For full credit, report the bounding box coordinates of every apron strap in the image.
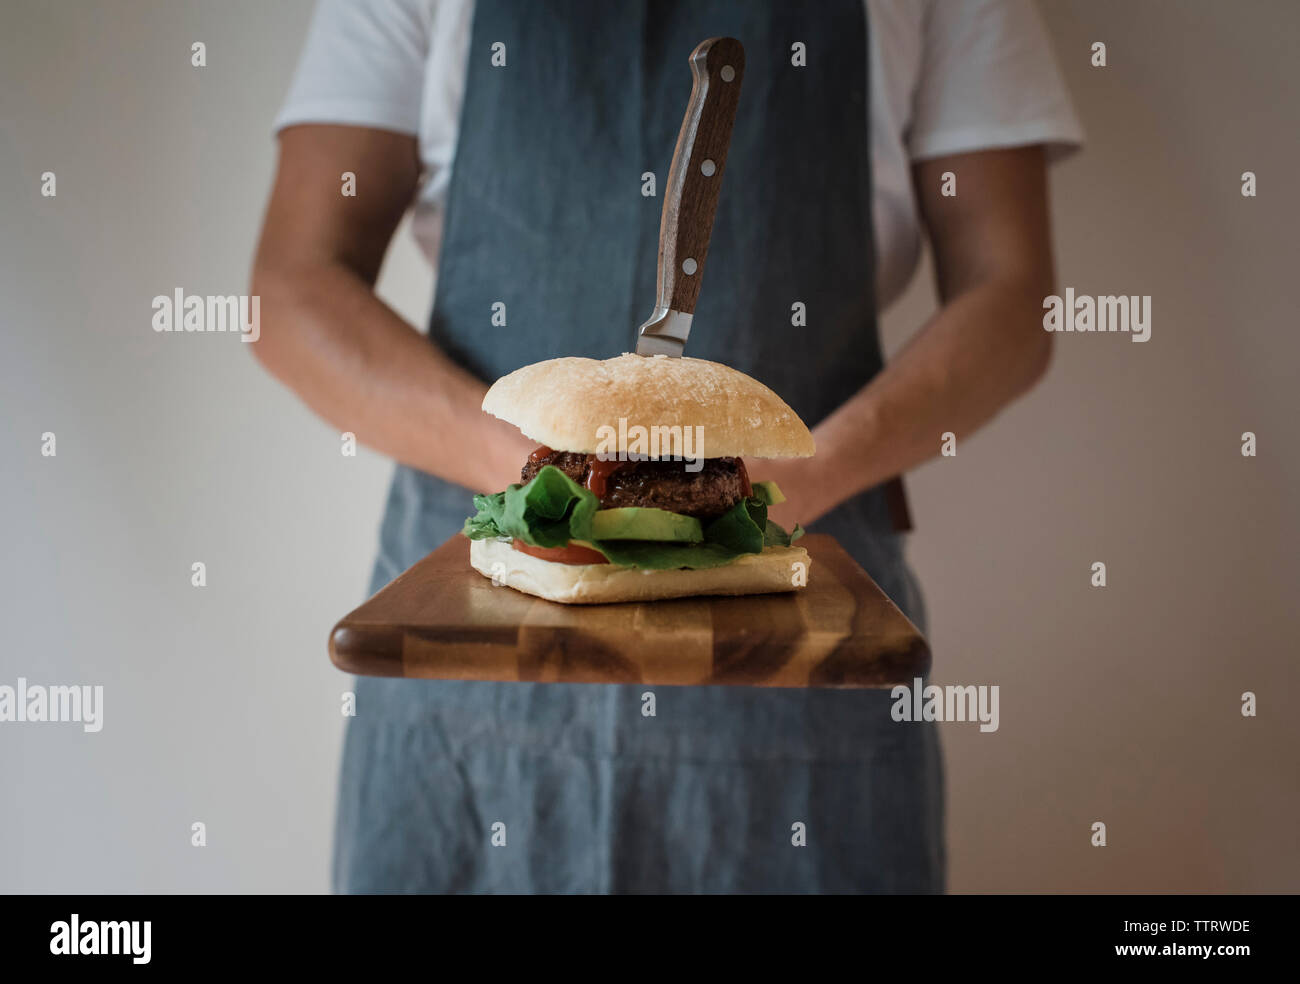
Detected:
[884,475,912,532]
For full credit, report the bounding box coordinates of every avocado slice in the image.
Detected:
[591,507,703,543]
[750,480,786,506]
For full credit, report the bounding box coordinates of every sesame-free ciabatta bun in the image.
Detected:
[471,538,811,605]
[481,353,815,459]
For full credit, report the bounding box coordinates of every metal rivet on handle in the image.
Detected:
[682,258,698,275]
[700,159,716,176]
[720,65,735,82]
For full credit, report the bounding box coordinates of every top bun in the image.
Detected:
[482,354,815,459]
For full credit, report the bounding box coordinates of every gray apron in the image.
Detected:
[334,0,944,893]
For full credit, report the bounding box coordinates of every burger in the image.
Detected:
[463,353,814,604]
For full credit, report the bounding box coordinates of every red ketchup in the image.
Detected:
[735,457,752,497]
[585,455,626,498]
[528,445,554,464]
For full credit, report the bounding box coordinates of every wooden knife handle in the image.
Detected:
[652,37,745,317]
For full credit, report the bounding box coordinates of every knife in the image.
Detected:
[636,37,745,358]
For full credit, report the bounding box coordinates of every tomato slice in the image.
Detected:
[512,540,610,565]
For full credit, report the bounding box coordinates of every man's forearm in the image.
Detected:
[251,261,533,493]
[796,278,1052,522]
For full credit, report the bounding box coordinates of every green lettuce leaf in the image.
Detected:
[462,466,597,548]
[763,519,804,547]
[588,540,744,570]
[462,496,505,540]
[503,464,598,546]
[703,496,768,555]
[462,466,804,570]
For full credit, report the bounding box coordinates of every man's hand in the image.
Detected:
[251,124,534,494]
[747,455,835,532]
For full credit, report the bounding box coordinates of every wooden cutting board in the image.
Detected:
[329,533,929,688]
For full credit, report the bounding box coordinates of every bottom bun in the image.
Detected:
[470,538,811,605]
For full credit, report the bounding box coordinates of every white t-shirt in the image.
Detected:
[275,0,1083,310]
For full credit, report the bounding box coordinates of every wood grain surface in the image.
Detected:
[329,534,929,688]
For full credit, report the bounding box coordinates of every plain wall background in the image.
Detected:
[1,0,1295,893]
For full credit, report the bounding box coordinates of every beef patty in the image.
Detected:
[521,449,748,519]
